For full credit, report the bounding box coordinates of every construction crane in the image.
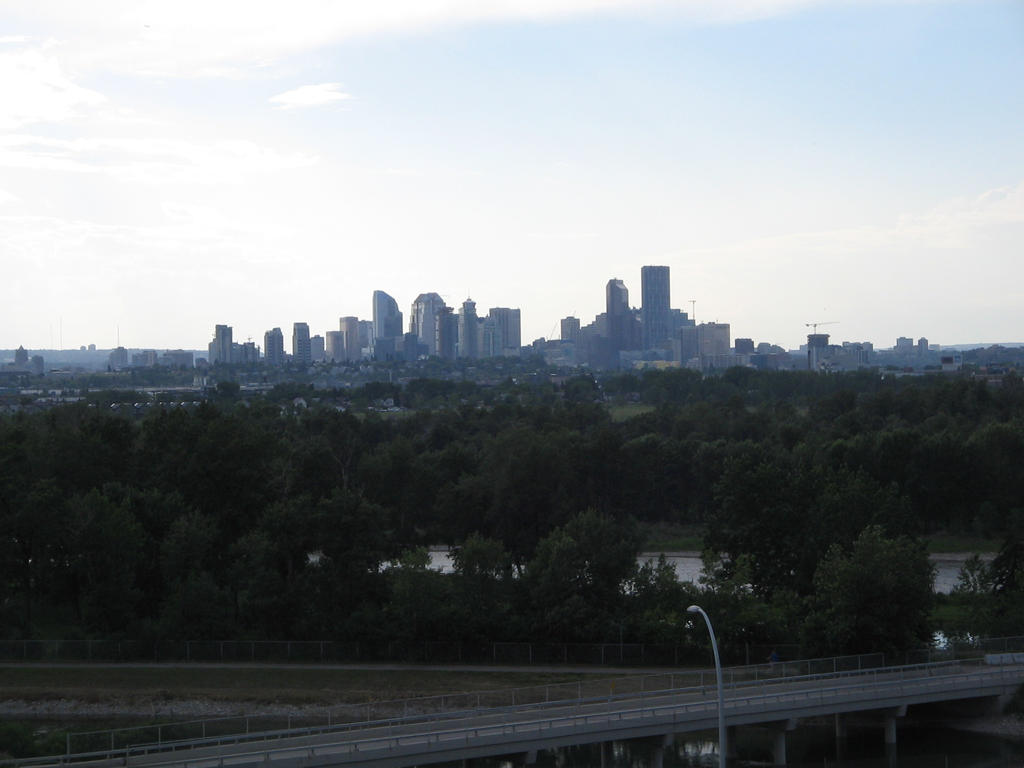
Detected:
[805,321,838,334]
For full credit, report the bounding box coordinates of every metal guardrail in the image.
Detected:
[24,658,1024,768]
[60,652,884,754]
[12,655,1020,768]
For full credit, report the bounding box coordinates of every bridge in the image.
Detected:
[17,654,1024,768]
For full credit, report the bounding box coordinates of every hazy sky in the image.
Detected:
[2,0,1022,352]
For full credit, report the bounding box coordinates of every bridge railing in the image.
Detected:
[58,651,896,756]
[18,657,1024,768]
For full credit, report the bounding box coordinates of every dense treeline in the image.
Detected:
[1,369,1021,657]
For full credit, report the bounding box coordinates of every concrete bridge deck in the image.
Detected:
[17,656,1024,768]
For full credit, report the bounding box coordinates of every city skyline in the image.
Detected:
[2,1,1023,351]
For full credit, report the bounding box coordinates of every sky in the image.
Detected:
[2,0,1023,352]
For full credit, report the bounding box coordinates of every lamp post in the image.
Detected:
[687,604,726,768]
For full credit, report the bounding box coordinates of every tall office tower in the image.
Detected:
[698,322,731,357]
[436,306,458,359]
[292,322,311,366]
[458,299,479,359]
[372,290,404,342]
[481,316,499,357]
[359,320,373,352]
[410,292,446,356]
[264,327,285,366]
[325,330,345,362]
[605,278,633,352]
[209,324,233,364]
[310,334,325,362]
[488,307,521,355]
[674,325,699,364]
[560,317,581,345]
[339,316,361,361]
[641,265,671,350]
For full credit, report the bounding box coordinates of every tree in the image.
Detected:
[802,526,934,657]
[524,510,640,642]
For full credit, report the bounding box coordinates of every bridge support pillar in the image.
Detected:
[835,713,847,761]
[522,749,538,765]
[771,719,798,766]
[884,705,907,764]
[645,734,673,768]
[726,726,738,760]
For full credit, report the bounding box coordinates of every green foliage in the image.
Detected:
[523,510,641,642]
[802,526,935,657]
[1,369,1020,648]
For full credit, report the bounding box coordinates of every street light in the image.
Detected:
[687,605,726,768]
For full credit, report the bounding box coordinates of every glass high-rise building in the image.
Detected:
[641,265,671,350]
[263,327,285,365]
[410,292,446,357]
[372,290,403,342]
[292,322,311,366]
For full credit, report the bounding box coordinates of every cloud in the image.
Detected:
[0,134,318,183]
[269,83,352,110]
[0,44,105,130]
[3,0,893,79]
[0,188,17,205]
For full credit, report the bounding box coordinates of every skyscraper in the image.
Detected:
[339,316,361,361]
[437,305,458,359]
[560,316,581,344]
[372,290,404,342]
[605,278,635,352]
[410,292,446,357]
[209,324,232,364]
[458,299,479,359]
[641,265,671,350]
[264,327,285,366]
[325,330,345,362]
[488,307,522,354]
[292,322,311,366]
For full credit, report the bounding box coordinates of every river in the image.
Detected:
[440,722,1024,766]
[427,549,989,594]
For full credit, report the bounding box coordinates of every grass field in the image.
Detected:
[0,665,596,707]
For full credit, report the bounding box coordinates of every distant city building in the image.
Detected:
[325,330,345,362]
[698,322,731,359]
[264,328,285,366]
[807,333,831,370]
[14,346,28,366]
[895,336,915,354]
[208,324,233,365]
[131,350,158,367]
[339,316,361,361]
[233,341,259,364]
[292,322,311,366]
[410,292,446,357]
[310,334,325,362]
[488,307,522,355]
[734,338,755,355]
[436,305,458,360]
[673,325,699,364]
[606,278,632,353]
[108,346,128,369]
[458,299,479,359]
[358,320,373,353]
[560,316,581,345]
[641,265,671,350]
[160,350,194,368]
[372,290,404,343]
[918,337,929,356]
